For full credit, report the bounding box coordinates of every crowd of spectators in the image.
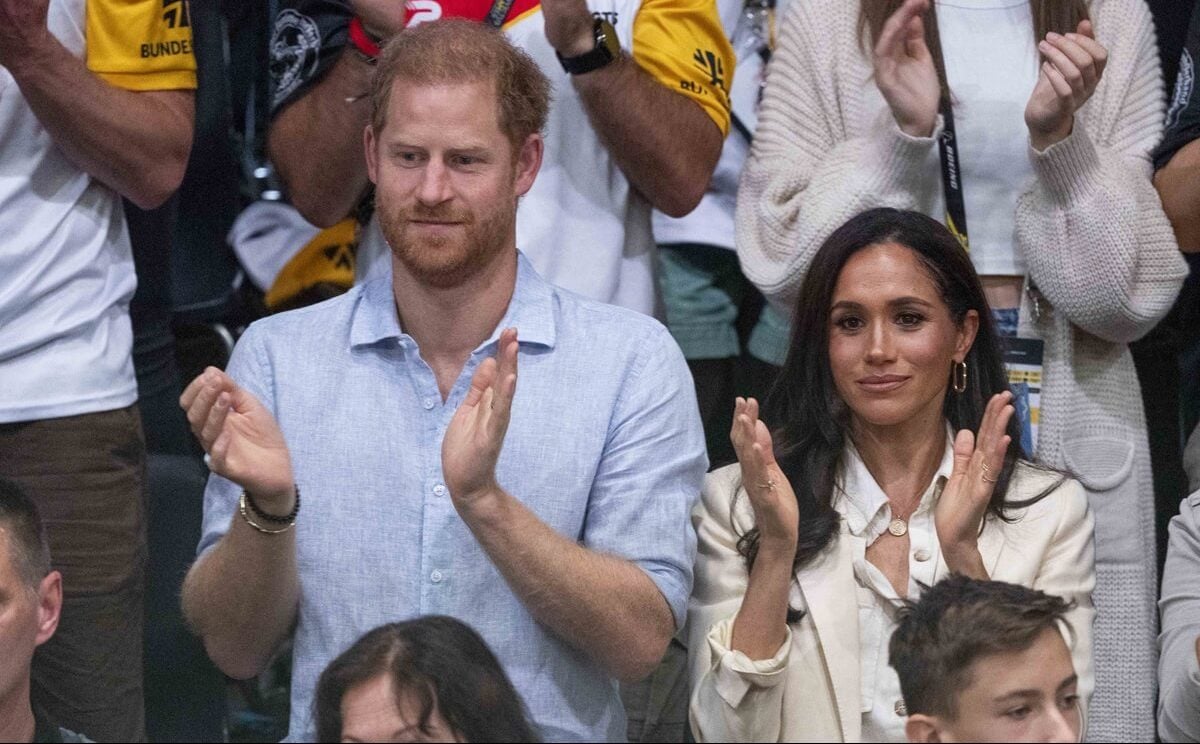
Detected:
[2,0,1200,742]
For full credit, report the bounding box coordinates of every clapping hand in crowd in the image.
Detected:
[935,391,1016,579]
[442,328,520,507]
[180,368,297,512]
[1026,20,1108,150]
[872,0,940,139]
[0,0,50,70]
[732,397,799,553]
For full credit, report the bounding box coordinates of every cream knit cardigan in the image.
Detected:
[735,0,1188,739]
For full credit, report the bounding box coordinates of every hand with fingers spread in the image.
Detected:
[732,397,799,552]
[872,0,941,139]
[935,391,1015,578]
[1025,20,1108,151]
[180,367,295,509]
[442,328,519,506]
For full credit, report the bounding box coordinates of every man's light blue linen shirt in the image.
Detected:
[197,253,707,742]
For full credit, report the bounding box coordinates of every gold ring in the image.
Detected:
[758,480,776,491]
[980,462,999,483]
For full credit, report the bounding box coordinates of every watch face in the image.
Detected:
[597,19,620,58]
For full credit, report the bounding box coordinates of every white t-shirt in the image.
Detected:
[936,0,1039,276]
[652,0,790,251]
[0,0,196,424]
[358,0,733,317]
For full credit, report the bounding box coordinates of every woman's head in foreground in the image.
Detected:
[315,615,539,743]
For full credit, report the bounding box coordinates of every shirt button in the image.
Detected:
[914,549,931,562]
[423,397,436,410]
[431,570,444,583]
[433,484,446,496]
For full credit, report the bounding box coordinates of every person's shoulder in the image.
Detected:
[240,282,369,347]
[700,463,748,519]
[550,284,674,351]
[1006,461,1088,523]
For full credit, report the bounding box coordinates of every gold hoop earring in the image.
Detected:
[953,361,968,393]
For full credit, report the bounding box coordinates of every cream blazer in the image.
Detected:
[687,462,1096,742]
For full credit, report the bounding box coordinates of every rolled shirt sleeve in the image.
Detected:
[581,324,708,630]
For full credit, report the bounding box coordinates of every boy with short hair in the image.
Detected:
[889,575,1083,743]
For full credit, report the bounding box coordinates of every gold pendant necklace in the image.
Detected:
[888,518,908,537]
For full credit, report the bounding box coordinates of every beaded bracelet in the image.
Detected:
[244,486,301,524]
[239,493,295,535]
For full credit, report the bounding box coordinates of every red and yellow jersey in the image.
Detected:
[84,0,197,90]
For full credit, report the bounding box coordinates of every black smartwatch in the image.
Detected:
[556,18,620,75]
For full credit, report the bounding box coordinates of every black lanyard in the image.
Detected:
[937,97,970,251]
[485,0,517,28]
[928,8,970,252]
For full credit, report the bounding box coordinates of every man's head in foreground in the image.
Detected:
[0,478,61,740]
[889,575,1080,743]
[364,19,551,290]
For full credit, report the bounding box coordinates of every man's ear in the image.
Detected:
[513,133,544,198]
[364,123,380,185]
[35,570,62,647]
[905,713,945,743]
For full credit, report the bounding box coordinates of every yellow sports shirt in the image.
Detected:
[86,0,197,90]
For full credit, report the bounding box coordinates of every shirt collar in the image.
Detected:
[348,251,557,351]
[835,425,955,535]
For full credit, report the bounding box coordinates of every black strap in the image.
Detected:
[485,0,517,28]
[937,96,970,251]
[926,7,970,252]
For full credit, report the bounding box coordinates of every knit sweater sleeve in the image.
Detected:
[1014,0,1188,344]
[734,1,939,310]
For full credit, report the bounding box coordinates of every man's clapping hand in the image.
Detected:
[180,367,296,510]
[442,329,519,507]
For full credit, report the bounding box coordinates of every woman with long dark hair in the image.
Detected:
[314,616,539,743]
[687,209,1095,742]
[735,0,1185,737]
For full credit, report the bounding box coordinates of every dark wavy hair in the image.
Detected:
[889,575,1076,718]
[314,616,539,743]
[736,209,1058,618]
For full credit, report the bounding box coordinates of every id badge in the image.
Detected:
[1002,337,1044,457]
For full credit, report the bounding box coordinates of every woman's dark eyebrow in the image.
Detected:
[830,296,935,311]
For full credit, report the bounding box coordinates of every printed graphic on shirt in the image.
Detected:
[271,9,323,108]
[632,0,732,135]
[86,0,197,90]
[1168,49,1194,130]
[403,0,542,28]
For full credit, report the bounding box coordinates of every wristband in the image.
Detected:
[244,486,301,524]
[239,492,297,535]
[348,17,382,62]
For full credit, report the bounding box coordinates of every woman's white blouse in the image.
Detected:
[836,440,954,741]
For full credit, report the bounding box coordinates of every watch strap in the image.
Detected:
[557,19,619,75]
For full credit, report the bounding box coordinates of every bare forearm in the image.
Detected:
[459,487,675,681]
[573,55,722,217]
[182,507,299,679]
[268,51,374,227]
[731,544,793,660]
[1155,140,1200,253]
[8,39,192,210]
